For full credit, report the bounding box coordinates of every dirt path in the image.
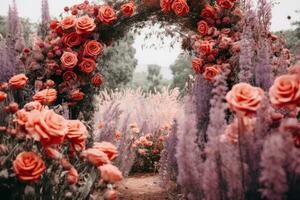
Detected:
[117,174,178,200]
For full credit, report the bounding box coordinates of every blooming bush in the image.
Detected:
[94,87,182,176]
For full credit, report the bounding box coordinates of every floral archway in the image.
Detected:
[0,0,258,199]
[19,0,243,121]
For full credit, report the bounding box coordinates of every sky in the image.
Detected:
[0,0,299,79]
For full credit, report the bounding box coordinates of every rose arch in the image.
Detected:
[19,0,243,123]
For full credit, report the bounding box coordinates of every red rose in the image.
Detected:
[197,20,209,36]
[84,40,104,57]
[199,41,213,55]
[13,152,46,182]
[160,0,172,13]
[121,2,135,17]
[9,74,28,89]
[204,65,221,81]
[69,89,85,101]
[171,0,189,16]
[91,73,103,87]
[200,4,217,19]
[217,0,234,9]
[192,58,204,74]
[79,58,96,74]
[63,71,78,83]
[0,91,7,102]
[60,16,76,30]
[75,15,96,34]
[63,32,82,47]
[60,51,78,69]
[66,167,79,185]
[97,5,117,24]
[50,19,61,30]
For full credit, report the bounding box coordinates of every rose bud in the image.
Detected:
[23,48,31,54]
[46,79,55,88]
[9,102,19,113]
[71,9,78,15]
[47,52,54,58]
[64,6,69,12]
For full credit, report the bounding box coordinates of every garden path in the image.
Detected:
[117,174,178,200]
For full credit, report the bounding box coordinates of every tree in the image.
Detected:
[97,34,138,89]
[170,54,193,91]
[147,64,164,93]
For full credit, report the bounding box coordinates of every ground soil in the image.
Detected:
[117,173,180,200]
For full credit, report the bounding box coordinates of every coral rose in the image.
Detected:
[14,109,28,126]
[204,65,221,81]
[93,142,118,160]
[75,15,96,34]
[219,36,232,49]
[91,73,103,87]
[197,20,209,36]
[13,152,46,182]
[199,41,213,55]
[66,120,88,151]
[160,0,172,12]
[269,74,300,108]
[63,71,78,83]
[24,101,43,111]
[171,0,189,16]
[9,74,28,89]
[201,4,217,19]
[46,79,55,88]
[60,16,76,29]
[226,83,264,115]
[33,89,57,105]
[60,51,78,69]
[121,2,135,17]
[97,5,117,24]
[84,40,104,57]
[81,148,110,166]
[0,91,7,102]
[79,58,96,74]
[63,32,82,47]
[25,109,68,145]
[220,117,256,144]
[217,0,234,9]
[66,167,79,185]
[69,89,85,101]
[98,164,123,183]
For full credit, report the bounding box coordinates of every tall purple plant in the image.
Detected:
[255,0,273,90]
[41,0,50,25]
[39,0,50,38]
[238,0,256,83]
[176,96,203,199]
[202,67,230,200]
[1,1,24,81]
[193,75,212,148]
